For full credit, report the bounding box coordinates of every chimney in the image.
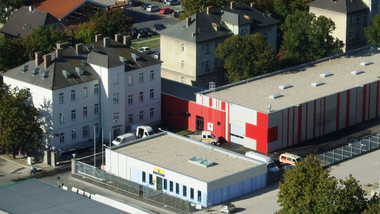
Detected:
[43,54,51,69]
[250,2,255,8]
[95,34,102,42]
[35,52,43,66]
[29,5,33,12]
[103,37,110,47]
[206,6,212,15]
[186,17,191,28]
[123,35,131,48]
[56,42,68,49]
[76,43,83,54]
[212,23,220,31]
[230,1,235,10]
[115,34,122,43]
[56,48,63,58]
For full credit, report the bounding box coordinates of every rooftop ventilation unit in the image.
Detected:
[31,68,39,76]
[41,71,49,79]
[75,67,84,76]
[20,65,29,73]
[320,72,333,78]
[311,81,325,87]
[351,69,364,75]
[62,70,71,78]
[279,84,293,90]
[188,156,214,168]
[269,93,283,99]
[360,61,372,66]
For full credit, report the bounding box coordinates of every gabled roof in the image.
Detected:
[221,3,279,28]
[308,0,368,14]
[160,10,233,43]
[34,0,87,19]
[0,6,60,38]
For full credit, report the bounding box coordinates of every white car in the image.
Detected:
[221,202,236,213]
[146,4,160,12]
[138,47,151,54]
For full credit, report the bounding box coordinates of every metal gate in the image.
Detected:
[230,124,244,145]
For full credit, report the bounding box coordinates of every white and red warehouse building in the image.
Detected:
[162,47,380,154]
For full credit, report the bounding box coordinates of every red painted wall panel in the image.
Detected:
[246,112,277,153]
[221,101,226,111]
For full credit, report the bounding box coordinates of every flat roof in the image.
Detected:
[202,47,380,113]
[114,132,260,182]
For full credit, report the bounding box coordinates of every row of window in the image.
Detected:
[59,84,99,104]
[59,124,99,143]
[126,89,155,105]
[125,70,155,86]
[113,108,155,124]
[349,30,364,40]
[59,104,99,123]
[142,172,201,202]
[349,13,367,25]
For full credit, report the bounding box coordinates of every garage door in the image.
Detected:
[230,124,244,145]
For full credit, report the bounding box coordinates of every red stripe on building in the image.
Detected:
[227,103,230,142]
[362,85,367,122]
[221,101,226,111]
[297,104,302,143]
[368,84,371,120]
[209,98,212,107]
[346,90,350,127]
[292,107,295,145]
[287,108,290,147]
[305,102,308,141]
[282,110,284,149]
[377,82,380,117]
[336,93,340,131]
[323,98,326,135]
[313,100,316,138]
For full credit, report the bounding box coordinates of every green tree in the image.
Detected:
[0,84,43,158]
[0,0,24,23]
[65,20,100,44]
[0,36,28,71]
[279,10,343,67]
[215,33,277,83]
[273,0,311,23]
[364,12,380,46]
[25,26,66,54]
[278,154,372,214]
[91,9,134,37]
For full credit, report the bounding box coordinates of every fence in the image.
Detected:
[318,133,380,167]
[75,161,193,213]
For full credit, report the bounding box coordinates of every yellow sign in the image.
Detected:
[153,167,165,177]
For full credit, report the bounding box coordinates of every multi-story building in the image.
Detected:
[2,34,161,151]
[309,0,370,52]
[160,2,279,89]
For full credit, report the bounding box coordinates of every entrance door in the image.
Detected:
[113,128,121,139]
[196,116,204,131]
[156,176,162,191]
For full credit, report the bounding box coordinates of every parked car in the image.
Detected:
[159,7,174,14]
[173,9,184,18]
[152,51,160,59]
[166,0,181,5]
[153,23,165,30]
[161,0,168,3]
[141,3,150,10]
[138,47,151,54]
[146,4,160,12]
[221,202,236,213]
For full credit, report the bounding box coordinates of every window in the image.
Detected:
[83,86,88,97]
[198,190,201,202]
[59,93,64,104]
[150,89,154,99]
[176,183,179,194]
[181,60,184,69]
[113,93,119,104]
[128,94,133,105]
[190,188,194,199]
[71,110,76,120]
[128,114,133,123]
[95,123,99,133]
[113,112,119,123]
[142,172,146,183]
[349,32,352,40]
[357,14,360,22]
[164,179,167,190]
[114,73,119,84]
[350,16,353,24]
[139,111,144,121]
[83,125,89,138]
[59,133,64,143]
[149,174,153,185]
[215,41,218,48]
[72,129,76,140]
[181,77,184,83]
[205,44,209,54]
[139,92,144,102]
[59,113,64,123]
[71,90,76,100]
[150,70,154,80]
[83,107,87,117]
[94,104,99,115]
[128,75,133,86]
[94,84,99,95]
[183,185,187,197]
[205,60,210,71]
[139,73,144,83]
[150,108,154,118]
[356,30,359,38]
[181,43,184,52]
[363,13,367,22]
[170,181,173,192]
[214,59,218,68]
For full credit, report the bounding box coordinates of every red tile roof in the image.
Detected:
[34,0,86,19]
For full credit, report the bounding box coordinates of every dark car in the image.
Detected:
[153,23,165,30]
[141,3,150,10]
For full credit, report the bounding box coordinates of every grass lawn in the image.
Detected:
[156,124,192,135]
[131,35,160,50]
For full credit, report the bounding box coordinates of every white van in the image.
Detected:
[245,151,280,172]
[279,152,301,165]
[112,133,136,146]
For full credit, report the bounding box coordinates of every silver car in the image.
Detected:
[221,202,236,213]
[146,4,160,12]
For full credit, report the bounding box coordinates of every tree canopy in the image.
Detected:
[277,154,377,214]
[91,9,134,37]
[364,11,380,47]
[215,33,277,83]
[279,10,344,67]
[0,84,43,158]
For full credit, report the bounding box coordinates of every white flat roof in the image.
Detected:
[114,132,260,182]
[203,47,380,113]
